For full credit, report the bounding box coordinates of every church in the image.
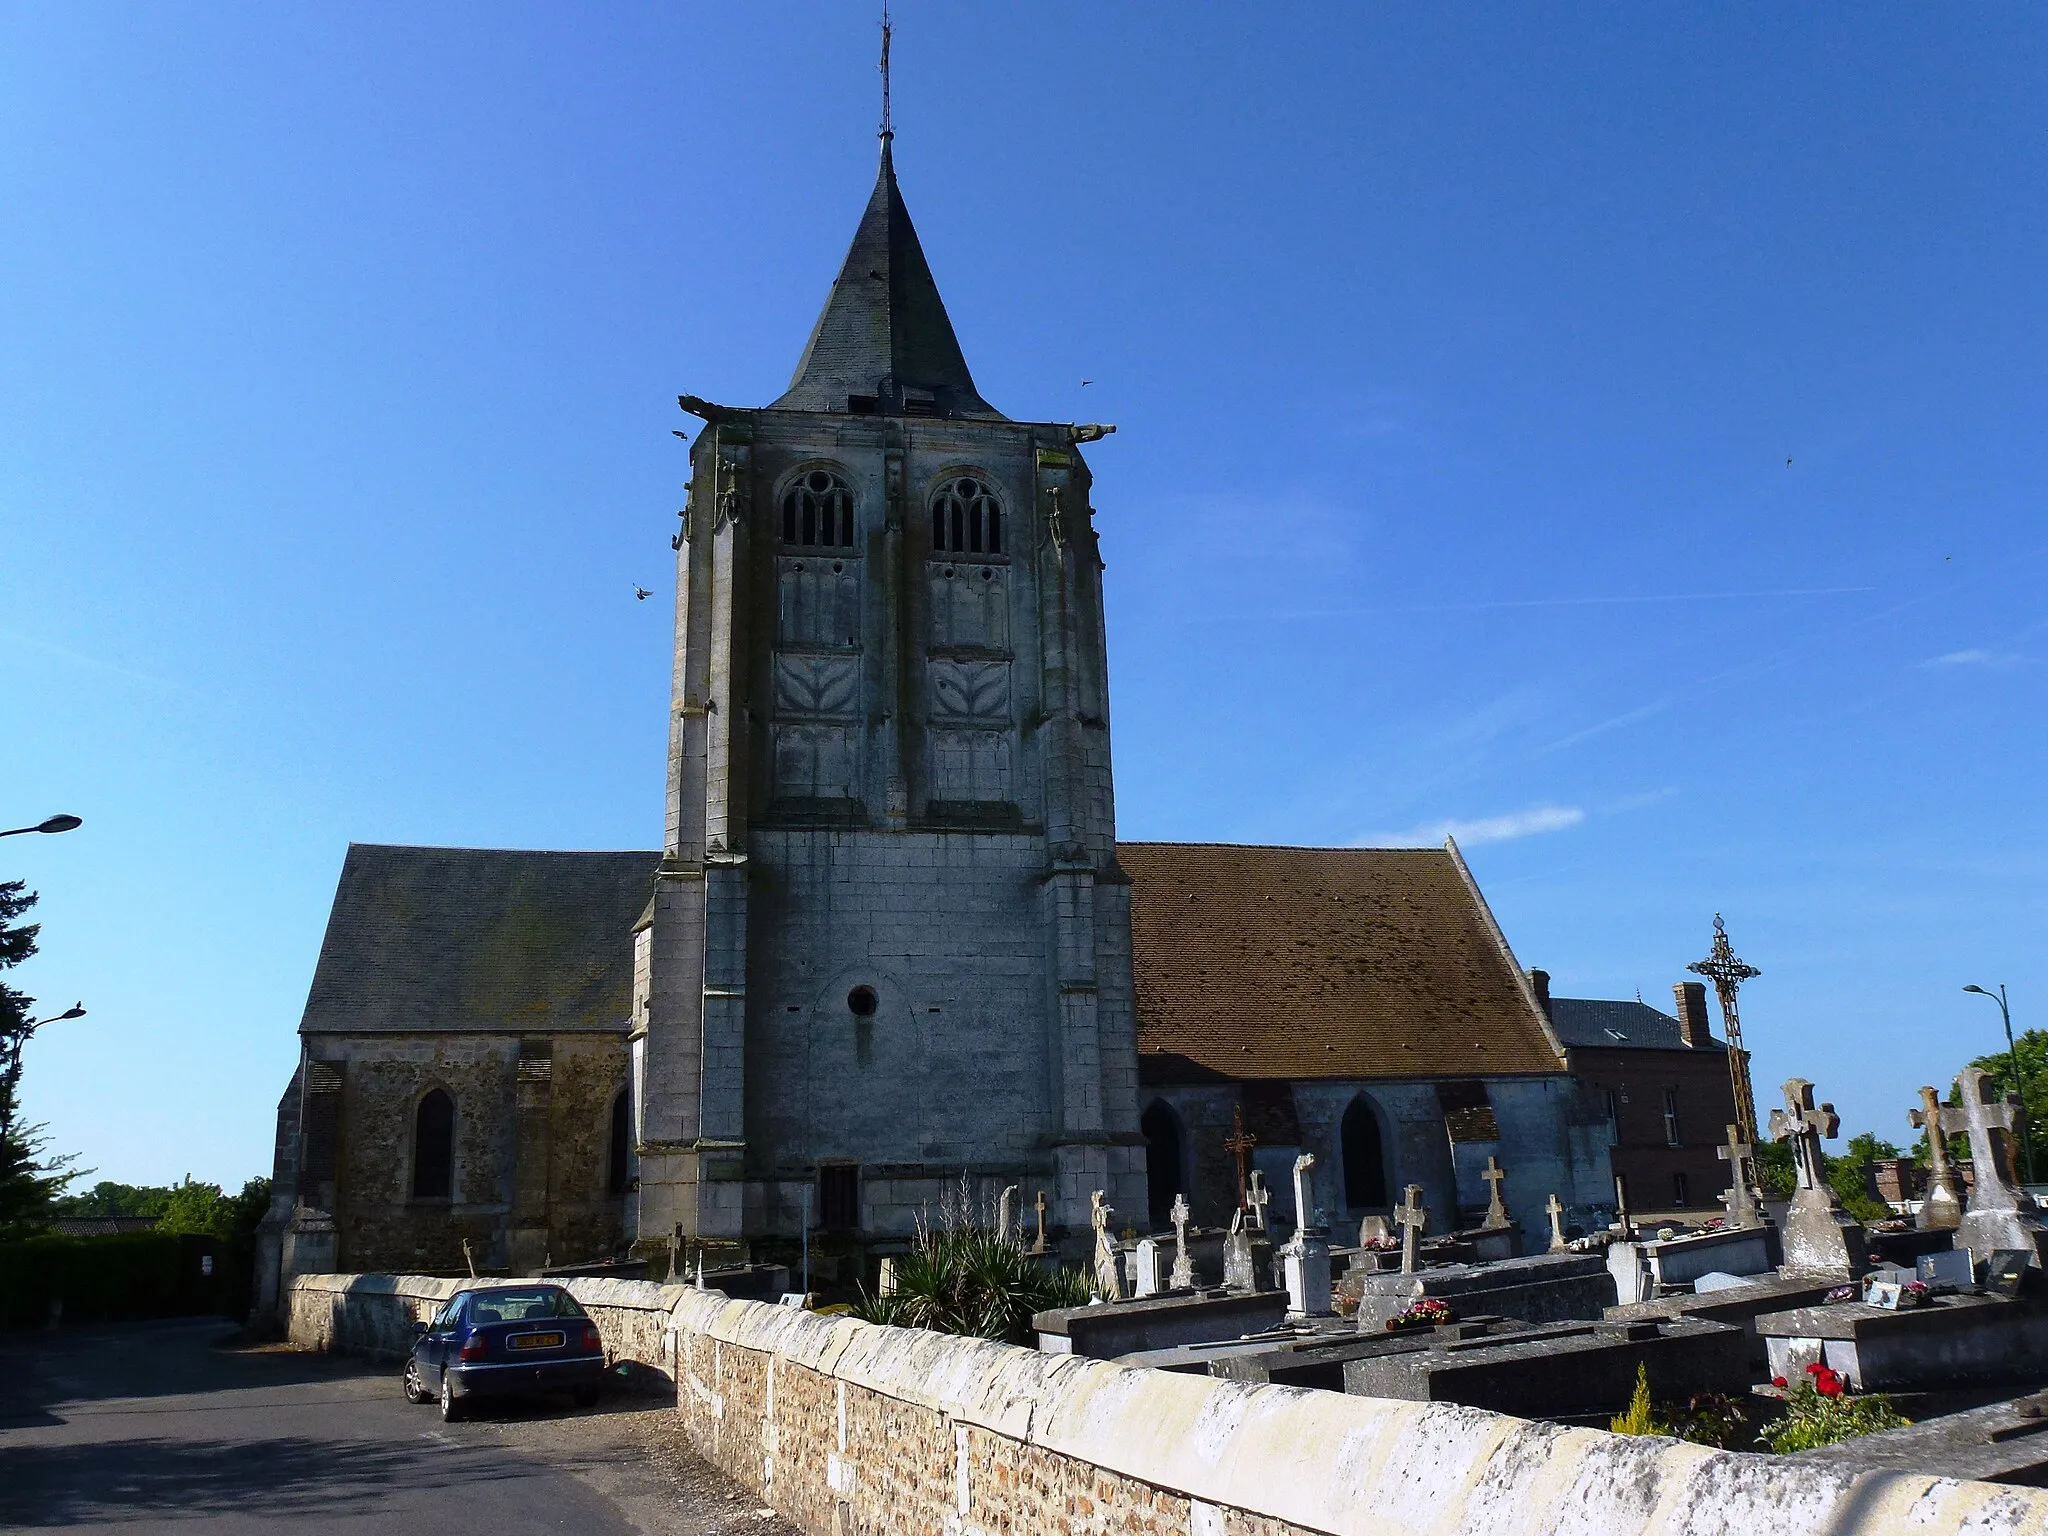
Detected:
[259,134,1659,1301]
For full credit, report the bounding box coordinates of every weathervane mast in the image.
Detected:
[879,3,893,143]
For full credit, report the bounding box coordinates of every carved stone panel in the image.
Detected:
[928,728,1012,805]
[772,723,859,802]
[929,659,1011,726]
[773,653,860,721]
[927,563,1009,653]
[777,557,861,649]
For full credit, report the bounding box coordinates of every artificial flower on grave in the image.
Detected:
[1385,1297,1456,1331]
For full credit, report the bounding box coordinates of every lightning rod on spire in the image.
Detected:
[879,3,893,143]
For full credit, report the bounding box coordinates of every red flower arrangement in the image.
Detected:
[1385,1297,1456,1331]
[1805,1362,1846,1398]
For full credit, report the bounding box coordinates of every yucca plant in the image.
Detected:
[851,1223,1090,1343]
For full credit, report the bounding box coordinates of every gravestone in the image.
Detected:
[1169,1193,1194,1290]
[1396,1184,1428,1276]
[997,1184,1017,1245]
[1030,1189,1048,1255]
[1909,1084,1965,1231]
[1130,1237,1165,1299]
[1032,1290,1289,1358]
[1767,1077,1865,1277]
[1279,1153,1335,1321]
[1353,1250,1618,1333]
[1607,1225,1775,1305]
[1246,1171,1272,1235]
[1208,1316,1520,1392]
[1481,1157,1513,1230]
[878,1256,899,1296]
[1613,1173,1635,1239]
[1222,1210,1271,1295]
[1943,1066,2048,1265]
[1091,1191,1123,1301]
[1343,1315,1746,1418]
[1756,1290,2048,1393]
[1716,1124,1764,1229]
[1546,1194,1568,1254]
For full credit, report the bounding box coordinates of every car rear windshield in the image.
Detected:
[466,1288,587,1324]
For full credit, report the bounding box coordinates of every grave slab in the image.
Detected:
[1792,1388,2048,1486]
[1608,1226,1775,1304]
[1353,1251,1616,1333]
[1210,1316,1519,1393]
[1756,1293,2048,1393]
[1607,1272,1840,1367]
[1342,1315,1746,1418]
[1032,1289,1287,1358]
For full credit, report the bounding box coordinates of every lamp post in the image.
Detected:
[0,815,82,838]
[1965,983,2031,1184]
[1,1002,86,1141]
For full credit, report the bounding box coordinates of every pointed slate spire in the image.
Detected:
[773,144,1000,419]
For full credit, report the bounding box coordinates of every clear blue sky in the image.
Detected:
[4,4,2044,1189]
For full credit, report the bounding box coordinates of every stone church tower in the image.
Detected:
[631,140,1145,1251]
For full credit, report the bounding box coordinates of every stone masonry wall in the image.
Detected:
[291,1273,2048,1536]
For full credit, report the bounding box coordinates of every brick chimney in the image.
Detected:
[1672,981,1712,1048]
[1527,969,1552,1018]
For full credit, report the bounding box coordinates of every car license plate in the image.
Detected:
[508,1331,565,1351]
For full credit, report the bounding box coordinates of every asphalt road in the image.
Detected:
[0,1317,801,1534]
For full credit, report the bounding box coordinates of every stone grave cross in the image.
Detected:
[1766,1078,1838,1193]
[1545,1193,1567,1253]
[1246,1170,1271,1234]
[1030,1189,1048,1254]
[1481,1156,1512,1229]
[1169,1193,1194,1289]
[997,1184,1017,1245]
[1395,1183,1428,1275]
[1291,1152,1319,1237]
[1909,1084,1963,1229]
[1941,1067,2027,1214]
[1716,1124,1763,1228]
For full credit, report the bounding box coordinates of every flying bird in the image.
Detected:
[1080,378,1093,387]
[633,586,653,601]
[1785,458,1792,467]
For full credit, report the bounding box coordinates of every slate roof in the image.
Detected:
[1121,842,1566,1083]
[1547,996,1723,1053]
[772,144,1000,420]
[298,845,660,1036]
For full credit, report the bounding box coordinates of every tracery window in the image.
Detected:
[781,468,855,548]
[930,474,1002,555]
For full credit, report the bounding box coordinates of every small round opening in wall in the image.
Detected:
[847,985,879,1018]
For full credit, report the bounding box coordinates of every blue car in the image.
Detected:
[403,1283,607,1421]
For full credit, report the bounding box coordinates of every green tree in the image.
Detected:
[0,879,79,1230]
[53,1181,178,1220]
[153,1175,272,1242]
[0,1120,81,1236]
[1753,1140,1795,1199]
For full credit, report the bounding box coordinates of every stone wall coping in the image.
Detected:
[295,1274,2048,1535]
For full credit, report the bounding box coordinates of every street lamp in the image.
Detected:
[1965,983,2031,1184]
[1,1003,86,1141]
[0,815,82,838]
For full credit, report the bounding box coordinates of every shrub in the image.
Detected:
[0,1230,243,1329]
[1610,1364,1664,1436]
[1763,1366,1909,1452]
[850,1226,1090,1344]
[1609,1364,1747,1448]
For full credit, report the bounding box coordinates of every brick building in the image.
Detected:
[1538,976,1740,1218]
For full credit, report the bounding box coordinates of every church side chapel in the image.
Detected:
[261,126,1628,1289]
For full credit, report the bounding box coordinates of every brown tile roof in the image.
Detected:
[1119,841,1565,1083]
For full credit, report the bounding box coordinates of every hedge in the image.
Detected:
[0,1231,249,1330]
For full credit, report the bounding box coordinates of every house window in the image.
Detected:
[1662,1089,1682,1147]
[931,474,1002,555]
[607,1088,632,1196]
[781,468,855,548]
[413,1089,454,1200]
[1673,1171,1691,1207]
[819,1164,860,1232]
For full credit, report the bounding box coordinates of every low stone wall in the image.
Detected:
[290,1274,2048,1535]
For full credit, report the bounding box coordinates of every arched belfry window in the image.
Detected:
[1341,1094,1388,1210]
[781,467,855,548]
[931,474,1002,555]
[413,1089,454,1200]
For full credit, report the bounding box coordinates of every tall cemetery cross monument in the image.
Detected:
[1689,914,1763,1202]
[630,98,1144,1254]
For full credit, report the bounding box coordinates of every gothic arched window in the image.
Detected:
[781,467,855,548]
[413,1089,454,1200]
[608,1087,632,1196]
[1341,1094,1388,1210]
[931,474,1002,555]
[1141,1099,1185,1230]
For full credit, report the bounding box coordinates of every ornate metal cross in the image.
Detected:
[1396,1183,1428,1275]
[1766,1078,1839,1193]
[1223,1105,1257,1212]
[1689,913,1763,1149]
